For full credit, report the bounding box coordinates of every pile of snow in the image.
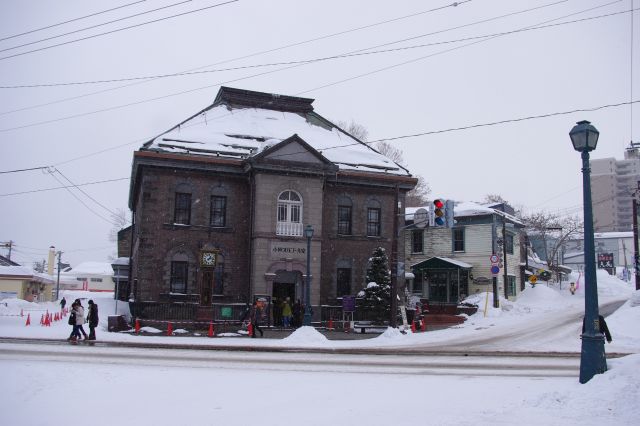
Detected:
[517,354,640,421]
[606,290,640,352]
[282,326,328,345]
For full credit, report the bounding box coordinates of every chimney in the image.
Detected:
[47,246,55,275]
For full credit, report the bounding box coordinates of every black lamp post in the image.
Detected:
[569,120,607,383]
[303,224,314,326]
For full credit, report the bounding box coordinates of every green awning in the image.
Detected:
[411,257,473,271]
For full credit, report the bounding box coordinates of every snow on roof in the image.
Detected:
[63,262,114,276]
[143,89,409,176]
[436,257,473,269]
[0,265,54,283]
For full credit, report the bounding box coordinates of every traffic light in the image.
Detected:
[429,199,455,227]
[433,199,445,226]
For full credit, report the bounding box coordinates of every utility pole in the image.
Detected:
[56,251,63,300]
[633,181,640,290]
[502,219,509,299]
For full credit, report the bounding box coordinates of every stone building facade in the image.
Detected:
[127,87,416,321]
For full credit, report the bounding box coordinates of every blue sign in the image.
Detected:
[490,265,500,275]
[342,296,356,312]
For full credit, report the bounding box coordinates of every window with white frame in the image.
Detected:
[276,190,303,236]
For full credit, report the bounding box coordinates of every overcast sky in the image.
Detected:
[0,0,638,267]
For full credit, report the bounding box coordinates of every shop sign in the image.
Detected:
[270,242,307,259]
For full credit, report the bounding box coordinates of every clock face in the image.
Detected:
[201,252,216,266]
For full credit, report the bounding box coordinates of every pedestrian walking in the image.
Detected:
[60,297,66,310]
[251,300,264,338]
[74,299,88,340]
[67,301,79,341]
[87,300,99,340]
[292,299,302,328]
[281,297,292,328]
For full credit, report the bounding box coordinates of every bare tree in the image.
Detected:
[336,119,369,142]
[520,211,583,273]
[483,194,509,205]
[336,120,431,206]
[376,141,430,206]
[108,208,129,243]
[33,259,46,273]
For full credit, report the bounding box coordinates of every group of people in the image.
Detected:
[244,297,306,338]
[271,297,304,329]
[65,298,99,342]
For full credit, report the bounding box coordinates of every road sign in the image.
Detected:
[490,254,499,264]
[414,208,428,228]
[529,275,538,284]
[490,265,500,275]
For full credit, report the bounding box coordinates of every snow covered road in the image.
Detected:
[0,341,582,378]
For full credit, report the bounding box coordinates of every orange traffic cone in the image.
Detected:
[328,318,333,330]
[208,322,214,337]
[167,322,173,336]
[135,318,141,334]
[45,314,51,327]
[247,322,253,337]
[421,317,426,332]
[25,313,31,326]
[411,319,416,333]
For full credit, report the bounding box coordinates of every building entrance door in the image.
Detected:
[200,269,214,306]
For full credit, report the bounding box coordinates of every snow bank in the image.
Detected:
[282,326,328,345]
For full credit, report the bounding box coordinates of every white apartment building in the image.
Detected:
[590,142,640,232]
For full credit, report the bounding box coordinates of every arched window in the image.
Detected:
[276,190,303,236]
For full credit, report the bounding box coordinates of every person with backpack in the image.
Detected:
[87,300,99,340]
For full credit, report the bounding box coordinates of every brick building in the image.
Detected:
[127,87,417,322]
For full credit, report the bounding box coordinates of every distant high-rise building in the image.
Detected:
[590,142,640,232]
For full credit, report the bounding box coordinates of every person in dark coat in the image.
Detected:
[582,315,612,343]
[60,297,66,310]
[292,299,302,328]
[87,300,99,340]
[251,300,264,338]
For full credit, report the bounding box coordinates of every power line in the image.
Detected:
[0,0,147,42]
[0,0,193,54]
[0,0,604,132]
[1,8,634,89]
[0,177,129,197]
[0,165,49,174]
[53,168,121,218]
[0,0,240,61]
[369,100,640,144]
[45,169,119,226]
[0,1,470,116]
[297,0,624,95]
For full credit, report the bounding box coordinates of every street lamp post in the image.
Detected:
[569,120,607,384]
[303,224,314,326]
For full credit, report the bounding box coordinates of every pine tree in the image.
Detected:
[359,246,391,323]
